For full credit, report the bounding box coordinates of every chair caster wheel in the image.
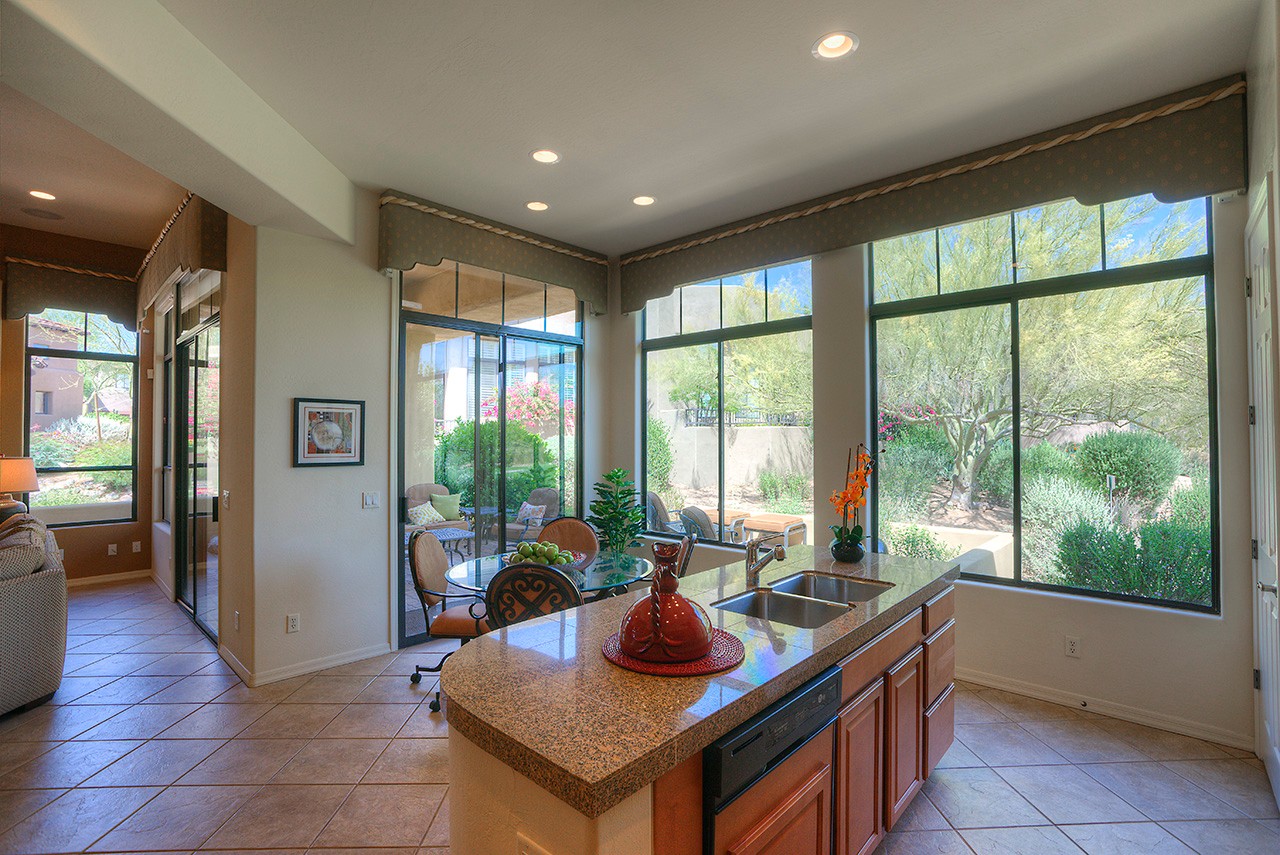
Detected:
[410,672,422,684]
[429,699,441,712]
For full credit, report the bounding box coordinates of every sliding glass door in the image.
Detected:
[175,319,220,639]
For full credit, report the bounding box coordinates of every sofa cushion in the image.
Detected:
[0,516,48,581]
[408,502,446,526]
[430,493,463,521]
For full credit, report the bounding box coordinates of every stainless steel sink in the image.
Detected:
[712,589,851,628]
[770,572,895,604]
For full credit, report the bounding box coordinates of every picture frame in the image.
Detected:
[293,397,365,467]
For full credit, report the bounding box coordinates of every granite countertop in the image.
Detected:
[440,545,959,818]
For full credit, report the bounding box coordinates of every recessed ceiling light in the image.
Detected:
[812,31,859,59]
[531,149,560,164]
[632,196,655,206]
[28,190,56,200]
[526,201,549,211]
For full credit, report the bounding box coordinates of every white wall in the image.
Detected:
[249,190,396,681]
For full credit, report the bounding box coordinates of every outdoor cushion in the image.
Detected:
[430,493,463,521]
[0,517,48,582]
[515,501,546,525]
[408,502,446,526]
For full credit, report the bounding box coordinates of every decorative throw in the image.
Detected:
[516,502,546,525]
[408,502,446,526]
[0,516,48,581]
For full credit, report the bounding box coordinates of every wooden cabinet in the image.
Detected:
[884,646,925,829]
[924,683,956,778]
[836,678,884,855]
[714,724,836,855]
[923,619,955,708]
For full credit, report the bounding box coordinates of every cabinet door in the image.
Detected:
[884,646,925,829]
[924,684,956,778]
[724,763,834,855]
[837,678,884,855]
[923,619,956,708]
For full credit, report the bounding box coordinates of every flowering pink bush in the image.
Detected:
[482,379,576,435]
[878,404,939,443]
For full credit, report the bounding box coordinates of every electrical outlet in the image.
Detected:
[107,543,117,556]
[132,541,142,553]
[362,491,380,509]
[1065,635,1081,658]
[516,833,554,855]
[286,613,300,634]
[234,610,240,631]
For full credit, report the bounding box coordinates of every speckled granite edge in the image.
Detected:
[442,549,958,818]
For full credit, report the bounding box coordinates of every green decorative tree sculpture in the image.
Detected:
[587,468,646,559]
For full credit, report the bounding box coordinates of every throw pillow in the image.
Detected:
[430,493,463,521]
[408,502,446,526]
[515,502,546,524]
[0,517,47,582]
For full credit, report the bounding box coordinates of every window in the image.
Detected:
[642,261,814,545]
[402,260,582,338]
[872,195,1216,611]
[25,309,138,526]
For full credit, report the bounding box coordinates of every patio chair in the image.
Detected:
[407,531,488,711]
[484,562,584,629]
[679,505,717,542]
[537,516,600,565]
[646,491,685,535]
[490,486,560,545]
[405,482,473,536]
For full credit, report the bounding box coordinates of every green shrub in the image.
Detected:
[31,486,97,507]
[894,424,952,470]
[74,440,133,491]
[978,441,1082,504]
[1167,479,1211,529]
[878,440,949,523]
[760,470,810,514]
[434,420,557,507]
[1076,430,1180,508]
[1021,475,1113,579]
[977,440,1013,502]
[1056,519,1211,605]
[29,431,77,468]
[646,417,675,495]
[885,523,960,561]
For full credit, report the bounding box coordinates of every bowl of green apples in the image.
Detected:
[504,541,586,568]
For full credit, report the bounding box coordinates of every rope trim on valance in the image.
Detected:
[379,194,609,266]
[135,191,194,281]
[4,257,136,283]
[621,79,1245,268]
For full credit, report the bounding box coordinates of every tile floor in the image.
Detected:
[0,579,1276,855]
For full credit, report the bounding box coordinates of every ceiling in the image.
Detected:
[0,84,188,249]
[156,0,1259,256]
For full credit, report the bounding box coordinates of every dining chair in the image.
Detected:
[483,562,584,629]
[407,530,489,711]
[537,516,600,565]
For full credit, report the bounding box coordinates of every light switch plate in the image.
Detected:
[107,544,117,556]
[362,491,380,509]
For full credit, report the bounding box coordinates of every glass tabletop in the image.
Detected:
[445,552,654,593]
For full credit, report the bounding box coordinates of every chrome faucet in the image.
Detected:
[745,532,787,589]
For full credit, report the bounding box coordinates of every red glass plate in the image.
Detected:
[602,628,745,676]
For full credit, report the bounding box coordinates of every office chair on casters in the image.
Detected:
[407,530,488,712]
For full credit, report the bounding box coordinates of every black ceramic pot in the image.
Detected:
[830,538,865,563]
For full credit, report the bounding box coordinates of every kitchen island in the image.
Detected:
[441,545,959,855]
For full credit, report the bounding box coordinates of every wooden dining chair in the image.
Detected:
[483,562,584,629]
[407,530,488,711]
[537,516,600,565]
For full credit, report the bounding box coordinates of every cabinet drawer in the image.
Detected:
[838,608,923,703]
[924,684,955,778]
[922,587,954,636]
[923,619,955,708]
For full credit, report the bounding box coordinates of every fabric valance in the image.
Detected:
[618,76,1248,312]
[379,191,609,312]
[3,259,138,330]
[136,194,229,318]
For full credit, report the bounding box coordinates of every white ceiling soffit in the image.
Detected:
[0,0,357,244]
[158,0,1257,256]
[0,84,187,248]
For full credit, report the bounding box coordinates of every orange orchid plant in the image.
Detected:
[829,444,874,550]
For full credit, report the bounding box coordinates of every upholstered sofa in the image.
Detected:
[0,514,66,716]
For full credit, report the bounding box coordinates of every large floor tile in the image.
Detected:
[280,676,375,705]
[992,765,1145,825]
[200,784,352,850]
[178,739,307,785]
[397,705,449,738]
[81,739,224,787]
[953,691,1010,724]
[129,653,223,677]
[317,704,415,738]
[0,786,160,855]
[973,689,1085,722]
[67,676,182,706]
[352,675,437,704]
[1059,822,1193,854]
[74,704,201,741]
[875,829,972,854]
[236,704,345,739]
[0,790,66,836]
[1017,719,1150,763]
[0,705,130,742]
[67,653,167,678]
[317,653,400,676]
[312,784,446,847]
[1093,719,1230,761]
[88,785,259,852]
[953,723,1068,767]
[1162,759,1280,819]
[421,793,449,848]
[271,738,389,785]
[0,740,142,789]
[1079,761,1245,821]
[922,767,1048,828]
[362,738,449,784]
[211,676,308,704]
[47,677,122,705]
[140,676,242,705]
[959,825,1084,854]
[1160,818,1280,853]
[156,703,274,739]
[0,742,57,779]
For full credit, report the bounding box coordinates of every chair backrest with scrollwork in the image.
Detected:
[537,517,600,564]
[484,562,584,629]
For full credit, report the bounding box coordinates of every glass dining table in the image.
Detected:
[445,551,654,600]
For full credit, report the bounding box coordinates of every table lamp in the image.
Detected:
[0,457,38,525]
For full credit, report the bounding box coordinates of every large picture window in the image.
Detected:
[25,309,139,526]
[872,195,1217,611]
[643,261,814,545]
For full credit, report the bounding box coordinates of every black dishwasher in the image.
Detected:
[703,667,842,853]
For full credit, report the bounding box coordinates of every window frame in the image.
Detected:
[640,263,815,546]
[869,199,1220,614]
[23,312,140,528]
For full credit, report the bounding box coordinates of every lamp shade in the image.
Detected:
[0,457,38,493]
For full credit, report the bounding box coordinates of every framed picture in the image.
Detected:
[293,398,364,466]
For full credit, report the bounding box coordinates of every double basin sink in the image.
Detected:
[713,572,894,629]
